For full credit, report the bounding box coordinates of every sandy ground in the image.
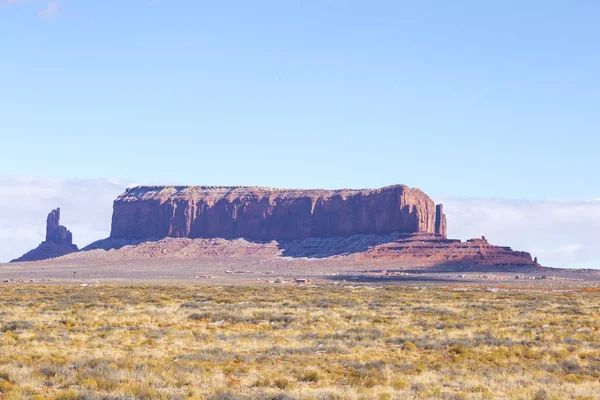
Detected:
[1,255,599,289]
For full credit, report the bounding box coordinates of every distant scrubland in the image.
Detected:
[0,285,598,399]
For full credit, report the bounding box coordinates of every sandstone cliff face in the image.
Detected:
[11,208,79,262]
[110,185,446,241]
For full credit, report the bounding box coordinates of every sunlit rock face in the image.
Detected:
[109,184,447,241]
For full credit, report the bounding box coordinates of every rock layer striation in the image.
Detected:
[110,185,447,241]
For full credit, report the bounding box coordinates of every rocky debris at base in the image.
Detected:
[62,232,537,269]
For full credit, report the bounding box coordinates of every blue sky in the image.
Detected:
[1,1,598,199]
[0,1,598,267]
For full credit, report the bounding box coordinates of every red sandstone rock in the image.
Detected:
[73,232,536,270]
[102,184,535,269]
[11,208,78,263]
[46,208,74,244]
[359,234,536,268]
[110,185,441,241]
[435,204,447,238]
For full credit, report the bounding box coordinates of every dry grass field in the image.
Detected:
[0,284,598,400]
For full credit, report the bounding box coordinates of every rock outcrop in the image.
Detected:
[110,185,447,241]
[81,233,537,269]
[435,204,447,238]
[11,208,79,262]
[45,208,74,245]
[360,234,537,268]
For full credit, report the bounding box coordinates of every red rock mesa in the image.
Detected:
[110,185,447,241]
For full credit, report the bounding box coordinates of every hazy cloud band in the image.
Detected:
[443,197,600,269]
[0,176,598,268]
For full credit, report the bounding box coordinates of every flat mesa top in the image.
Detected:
[117,184,427,202]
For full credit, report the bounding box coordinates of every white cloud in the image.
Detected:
[1,0,34,6]
[1,0,60,19]
[0,176,598,269]
[0,176,129,262]
[442,197,600,269]
[38,0,58,19]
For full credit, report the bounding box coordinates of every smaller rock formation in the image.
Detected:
[361,233,537,269]
[435,204,447,238]
[11,208,79,262]
[45,208,74,245]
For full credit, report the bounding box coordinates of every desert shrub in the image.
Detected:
[0,285,598,400]
[180,301,203,309]
[54,389,85,400]
[300,370,320,382]
[273,377,292,389]
[448,345,468,355]
[255,394,299,400]
[251,376,271,387]
[402,341,417,351]
[208,392,245,400]
[177,348,238,362]
[188,312,212,320]
[39,364,64,378]
[391,378,409,389]
[1,320,33,332]
[533,389,549,400]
